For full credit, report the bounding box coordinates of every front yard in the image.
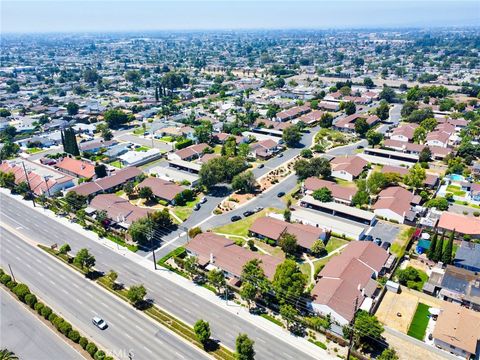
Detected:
[213,208,281,238]
[171,197,200,222]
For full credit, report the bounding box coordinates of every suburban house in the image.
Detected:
[310,241,389,326]
[249,139,280,159]
[79,139,118,153]
[54,157,96,179]
[432,302,480,359]
[275,105,310,122]
[213,132,246,144]
[383,139,452,160]
[119,149,162,167]
[168,143,210,162]
[470,183,480,201]
[185,232,283,283]
[437,212,480,238]
[296,110,324,125]
[69,167,142,197]
[380,165,439,188]
[88,193,151,229]
[390,124,418,142]
[330,155,368,181]
[137,177,185,204]
[334,114,380,133]
[373,186,417,224]
[248,216,327,252]
[303,177,356,205]
[454,241,480,273]
[437,265,480,311]
[0,159,74,196]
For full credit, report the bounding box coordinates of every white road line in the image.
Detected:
[257,337,266,344]
[125,333,133,340]
[25,263,32,269]
[143,346,153,354]
[135,324,142,331]
[183,308,192,314]
[14,255,21,261]
[175,351,185,359]
[2,213,29,229]
[48,279,56,285]
[75,298,83,305]
[117,313,127,320]
[164,297,173,304]
[72,283,80,289]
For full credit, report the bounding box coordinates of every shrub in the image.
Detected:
[94,350,106,360]
[53,316,64,330]
[41,306,52,319]
[6,280,17,290]
[474,211,480,217]
[0,274,10,285]
[68,330,81,343]
[13,283,31,302]
[86,342,98,357]
[59,321,72,336]
[48,313,58,322]
[34,302,45,314]
[24,293,37,308]
[79,337,89,349]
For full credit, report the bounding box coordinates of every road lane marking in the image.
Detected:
[48,279,56,285]
[135,324,142,331]
[1,213,29,229]
[75,298,83,305]
[143,346,153,354]
[117,313,126,320]
[175,352,185,359]
[125,333,133,340]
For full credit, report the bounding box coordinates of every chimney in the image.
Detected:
[210,253,214,264]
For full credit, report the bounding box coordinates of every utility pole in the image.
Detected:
[21,161,35,207]
[8,264,16,282]
[146,225,157,270]
[44,176,51,197]
[346,297,359,360]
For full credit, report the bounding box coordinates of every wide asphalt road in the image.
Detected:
[0,194,325,360]
[1,286,83,360]
[0,225,209,360]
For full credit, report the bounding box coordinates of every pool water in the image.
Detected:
[450,174,464,182]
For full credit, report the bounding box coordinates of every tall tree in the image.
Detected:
[61,127,80,156]
[235,334,255,360]
[404,163,426,194]
[278,232,298,256]
[194,320,211,348]
[73,248,95,273]
[273,259,306,304]
[433,232,445,262]
[427,231,438,261]
[442,231,454,265]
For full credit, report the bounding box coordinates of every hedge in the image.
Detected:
[48,313,58,322]
[86,343,98,357]
[0,274,11,285]
[13,283,30,302]
[6,280,17,290]
[59,321,72,336]
[79,337,89,349]
[68,330,81,343]
[94,350,106,360]
[34,302,44,314]
[41,306,52,319]
[25,293,37,308]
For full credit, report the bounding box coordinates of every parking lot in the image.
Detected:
[367,221,401,245]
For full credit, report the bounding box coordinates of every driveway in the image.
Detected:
[367,221,401,244]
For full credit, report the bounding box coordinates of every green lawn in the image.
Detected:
[26,147,43,154]
[390,226,415,258]
[446,185,466,196]
[213,145,223,154]
[213,208,281,238]
[159,136,174,142]
[133,127,147,135]
[110,160,122,168]
[325,236,349,253]
[172,197,200,222]
[454,200,480,210]
[407,303,431,340]
[135,146,151,152]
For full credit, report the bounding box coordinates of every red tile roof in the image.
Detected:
[55,157,95,178]
[137,177,185,201]
[438,212,480,236]
[304,177,356,202]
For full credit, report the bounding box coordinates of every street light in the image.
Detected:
[146,225,157,270]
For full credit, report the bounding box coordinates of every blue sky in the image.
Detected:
[1,1,479,33]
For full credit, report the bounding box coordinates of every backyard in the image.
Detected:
[407,303,431,341]
[446,185,466,196]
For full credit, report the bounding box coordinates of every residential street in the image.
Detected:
[0,286,83,360]
[0,225,209,360]
[0,193,331,360]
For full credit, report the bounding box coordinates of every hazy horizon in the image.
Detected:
[1,0,479,34]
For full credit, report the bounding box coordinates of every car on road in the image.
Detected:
[200,197,207,204]
[277,153,283,158]
[254,206,264,213]
[231,215,242,222]
[277,191,285,198]
[193,203,201,211]
[92,316,108,330]
[258,164,264,169]
[357,145,364,149]
[243,210,254,217]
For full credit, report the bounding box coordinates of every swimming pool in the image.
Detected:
[449,174,464,182]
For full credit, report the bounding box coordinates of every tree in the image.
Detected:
[379,86,396,103]
[235,334,255,360]
[65,191,87,211]
[194,122,213,144]
[319,112,333,128]
[13,283,30,302]
[58,243,71,255]
[128,217,152,244]
[83,68,99,84]
[232,171,257,193]
[61,127,80,156]
[366,129,383,147]
[312,187,333,202]
[425,197,449,211]
[188,227,202,239]
[442,231,454,265]
[419,146,432,163]
[0,349,18,360]
[125,70,141,84]
[150,208,173,228]
[420,117,438,132]
[106,270,118,289]
[282,125,302,147]
[66,102,79,116]
[194,320,211,347]
[240,282,257,308]
[73,248,96,273]
[273,259,306,303]
[363,77,374,89]
[96,123,113,141]
[207,269,226,294]
[280,304,299,330]
[123,181,135,197]
[354,310,384,348]
[376,100,390,120]
[300,149,313,158]
[294,157,331,180]
[184,256,198,277]
[342,101,356,115]
[127,284,147,306]
[433,232,445,262]
[311,240,327,257]
[94,164,107,178]
[404,163,426,193]
[0,141,20,160]
[427,232,438,261]
[396,266,421,286]
[413,126,427,143]
[278,232,298,256]
[103,109,129,129]
[378,348,399,360]
[138,186,154,200]
[354,118,369,137]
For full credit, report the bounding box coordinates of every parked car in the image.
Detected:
[258,164,264,169]
[254,206,264,213]
[381,242,391,251]
[363,235,373,241]
[92,316,108,330]
[243,210,254,217]
[374,238,382,246]
[277,191,285,198]
[200,197,207,204]
[193,203,201,211]
[231,215,242,222]
[277,153,283,158]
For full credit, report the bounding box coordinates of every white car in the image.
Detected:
[92,316,108,330]
[200,197,207,204]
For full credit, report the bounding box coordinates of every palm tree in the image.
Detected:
[0,349,18,360]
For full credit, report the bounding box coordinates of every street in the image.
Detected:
[0,225,209,360]
[0,286,83,360]
[0,193,331,360]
